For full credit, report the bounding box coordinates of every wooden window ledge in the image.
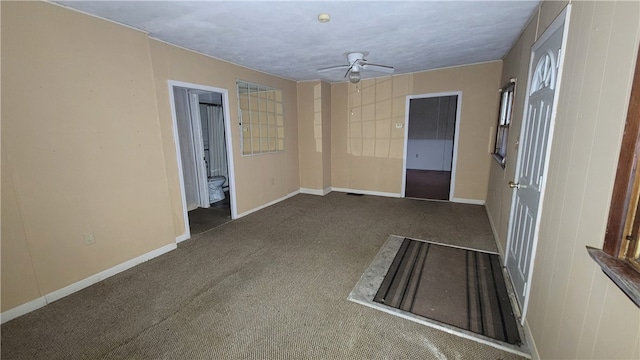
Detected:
[587,246,640,307]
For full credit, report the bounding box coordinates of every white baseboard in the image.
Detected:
[523,318,540,360]
[451,197,485,205]
[0,297,47,324]
[46,243,177,303]
[236,190,300,218]
[176,232,190,243]
[1,242,177,324]
[299,187,331,196]
[484,204,505,258]
[331,187,402,198]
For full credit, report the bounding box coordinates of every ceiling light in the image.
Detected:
[317,13,330,23]
[348,71,361,84]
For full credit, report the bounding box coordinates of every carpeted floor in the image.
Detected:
[1,193,526,359]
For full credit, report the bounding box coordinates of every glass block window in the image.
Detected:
[237,81,284,155]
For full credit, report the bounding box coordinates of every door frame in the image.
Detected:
[168,80,238,243]
[504,4,571,323]
[402,91,462,200]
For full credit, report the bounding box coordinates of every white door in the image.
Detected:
[188,91,210,208]
[505,6,570,319]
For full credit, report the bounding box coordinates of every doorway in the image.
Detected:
[168,80,237,242]
[402,92,461,201]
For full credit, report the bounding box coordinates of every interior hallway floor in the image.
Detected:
[405,169,451,200]
[188,191,232,235]
[1,193,526,359]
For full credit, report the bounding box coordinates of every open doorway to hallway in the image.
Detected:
[403,93,460,201]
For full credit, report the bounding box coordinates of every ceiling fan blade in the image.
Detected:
[344,64,355,78]
[362,63,395,74]
[317,65,349,73]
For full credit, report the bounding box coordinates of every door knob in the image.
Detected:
[509,181,521,189]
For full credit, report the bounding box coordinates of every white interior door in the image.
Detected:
[505,5,570,320]
[188,91,210,208]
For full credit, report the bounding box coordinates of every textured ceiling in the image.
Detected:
[54,1,540,83]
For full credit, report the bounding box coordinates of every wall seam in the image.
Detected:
[588,284,609,357]
[1,143,45,301]
[144,35,179,240]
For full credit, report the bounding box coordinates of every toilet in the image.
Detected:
[207,175,226,203]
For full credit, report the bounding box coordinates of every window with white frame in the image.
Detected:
[237,81,284,155]
[493,79,516,167]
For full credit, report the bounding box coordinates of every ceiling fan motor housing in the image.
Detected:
[346,52,367,67]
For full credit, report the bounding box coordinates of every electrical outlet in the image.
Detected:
[83,232,96,245]
[271,177,275,185]
[395,123,403,129]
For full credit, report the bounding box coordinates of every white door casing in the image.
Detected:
[168,80,238,243]
[505,5,571,322]
[402,91,462,200]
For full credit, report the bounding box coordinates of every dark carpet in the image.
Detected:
[1,193,526,359]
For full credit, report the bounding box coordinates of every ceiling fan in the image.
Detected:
[317,52,394,83]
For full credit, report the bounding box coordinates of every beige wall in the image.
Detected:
[148,39,299,228]
[1,147,41,310]
[298,81,323,190]
[1,1,300,313]
[298,80,331,191]
[321,81,332,189]
[331,62,502,201]
[485,1,640,358]
[331,76,410,193]
[331,82,349,188]
[1,1,176,309]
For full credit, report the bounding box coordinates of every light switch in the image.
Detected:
[395,123,403,129]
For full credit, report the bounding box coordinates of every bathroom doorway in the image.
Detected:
[402,92,461,201]
[168,80,237,242]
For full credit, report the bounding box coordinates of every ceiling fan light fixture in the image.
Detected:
[316,51,392,83]
[348,71,361,84]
